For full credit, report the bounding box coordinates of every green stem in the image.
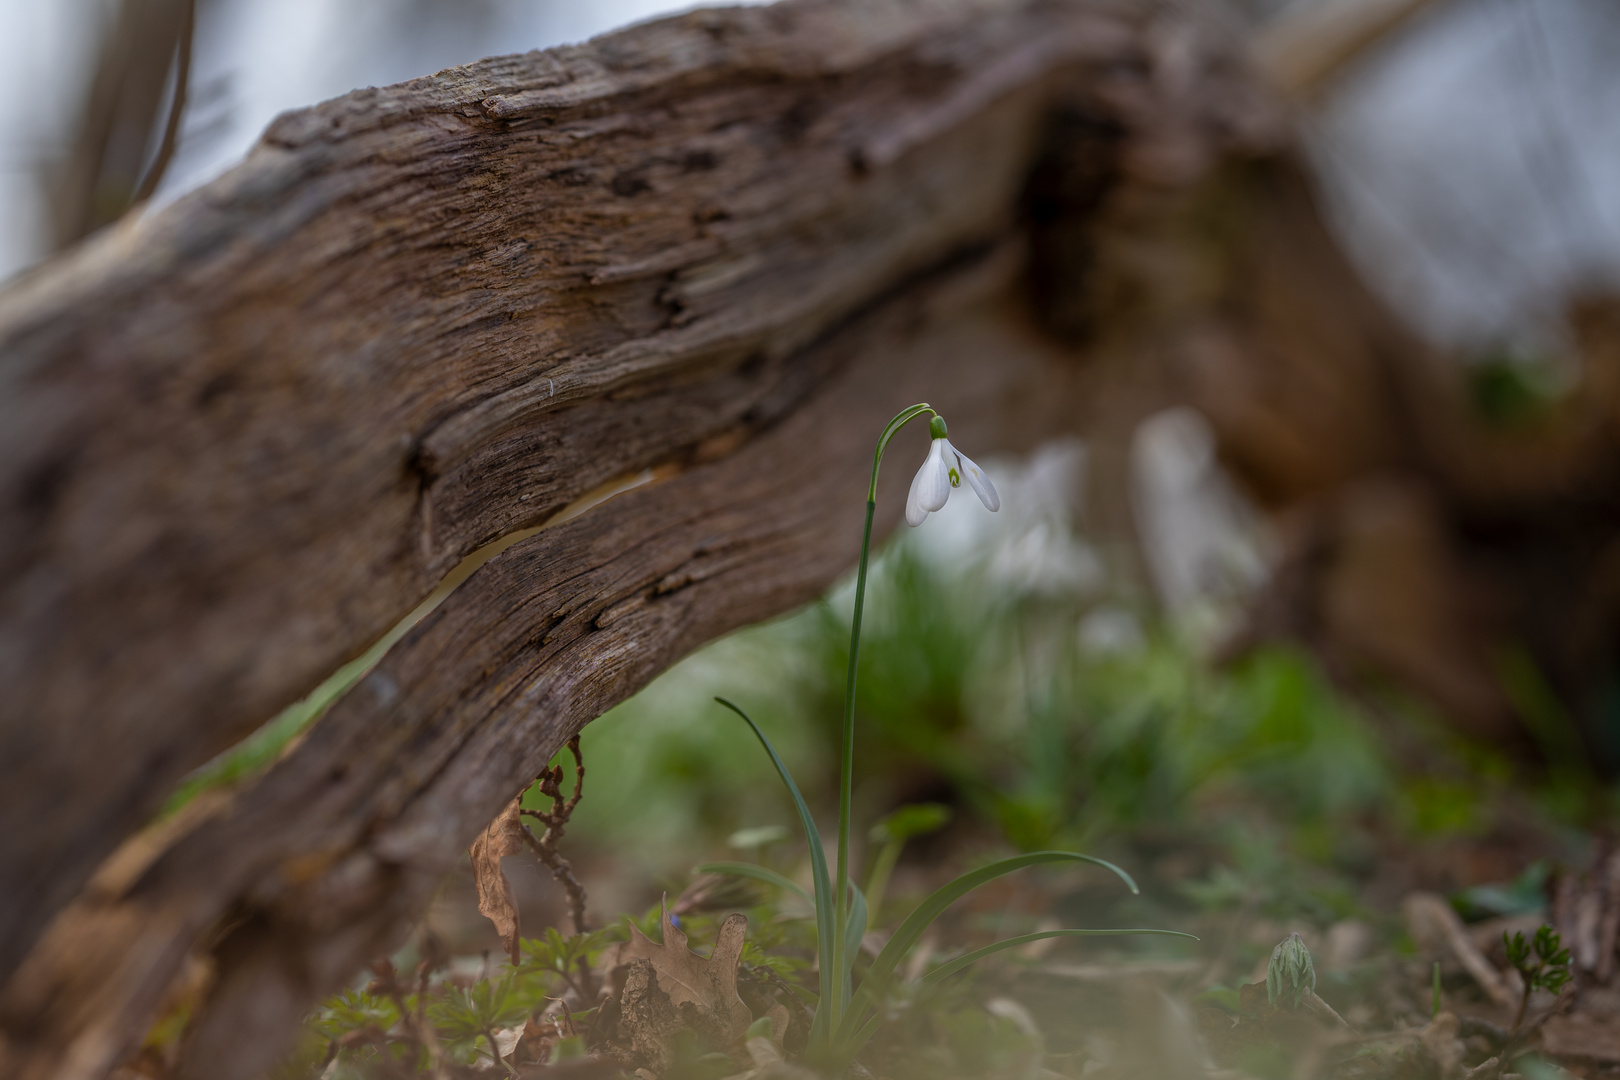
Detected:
[832,402,931,1031]
[833,497,873,1021]
[862,837,904,924]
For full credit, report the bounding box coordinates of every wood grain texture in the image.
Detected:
[0,0,1139,984]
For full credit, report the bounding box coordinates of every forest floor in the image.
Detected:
[217,783,1617,1080]
[120,509,1620,1080]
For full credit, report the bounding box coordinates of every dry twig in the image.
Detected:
[1404,893,1520,1008]
[521,736,590,935]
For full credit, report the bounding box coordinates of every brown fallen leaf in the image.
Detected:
[620,957,686,1073]
[764,1002,789,1054]
[470,794,526,964]
[620,896,752,1047]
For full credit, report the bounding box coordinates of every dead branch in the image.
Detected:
[1404,893,1520,1010]
[520,736,590,936]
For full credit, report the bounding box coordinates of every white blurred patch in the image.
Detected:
[1308,0,1620,348]
[1078,606,1144,656]
[909,438,1105,602]
[1131,408,1267,628]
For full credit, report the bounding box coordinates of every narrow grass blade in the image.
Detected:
[836,851,1136,1048]
[851,1012,882,1054]
[694,861,815,908]
[843,880,868,1005]
[919,929,1200,986]
[715,697,837,1038]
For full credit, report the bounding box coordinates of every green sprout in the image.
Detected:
[712,403,1195,1072]
[1504,925,1572,1031]
[864,802,951,920]
[1267,932,1317,1010]
[426,977,527,1069]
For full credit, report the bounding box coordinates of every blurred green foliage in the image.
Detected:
[571,536,1399,886]
[272,460,1607,1076]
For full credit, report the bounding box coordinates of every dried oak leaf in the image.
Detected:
[620,957,684,1073]
[619,896,752,1046]
[470,794,526,963]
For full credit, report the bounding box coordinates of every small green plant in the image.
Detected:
[1504,925,1572,1031]
[517,925,619,1003]
[712,404,1192,1072]
[864,802,951,920]
[1267,931,1317,1009]
[311,988,401,1044]
[426,977,528,1068]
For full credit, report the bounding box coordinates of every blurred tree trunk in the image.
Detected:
[0,0,1613,1077]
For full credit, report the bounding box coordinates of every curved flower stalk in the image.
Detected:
[714,404,1193,1073]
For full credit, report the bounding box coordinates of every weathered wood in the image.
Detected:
[0,0,1325,1073]
[1,252,1091,1080]
[18,0,1610,1075]
[0,0,1138,985]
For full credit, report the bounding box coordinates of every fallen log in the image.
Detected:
[0,0,1141,990]
[0,1,1242,1074]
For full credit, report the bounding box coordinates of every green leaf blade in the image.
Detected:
[837,851,1137,1048]
[919,928,1199,986]
[714,697,839,1039]
[693,861,816,907]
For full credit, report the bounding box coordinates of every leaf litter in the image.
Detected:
[469,794,527,966]
[124,703,1620,1080]
[617,898,753,1049]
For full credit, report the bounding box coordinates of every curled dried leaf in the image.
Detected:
[470,795,526,963]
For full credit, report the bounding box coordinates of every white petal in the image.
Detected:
[906,439,953,525]
[919,439,954,510]
[946,440,999,512]
[905,465,929,526]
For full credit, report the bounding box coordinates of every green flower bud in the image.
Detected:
[929,414,948,439]
[1267,932,1317,1010]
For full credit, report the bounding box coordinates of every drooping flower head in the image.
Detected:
[905,414,999,526]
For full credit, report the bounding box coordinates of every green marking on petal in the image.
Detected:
[949,468,960,486]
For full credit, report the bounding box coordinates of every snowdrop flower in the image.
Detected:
[905,415,999,526]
